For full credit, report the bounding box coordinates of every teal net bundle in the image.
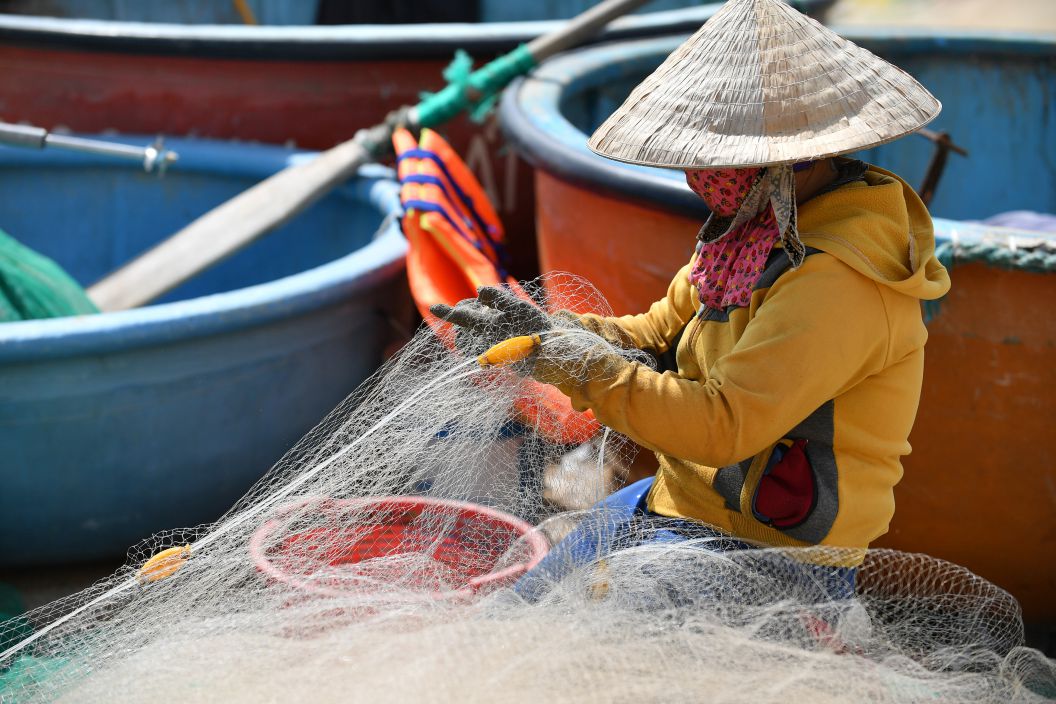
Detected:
[0,276,1052,703]
[0,228,98,322]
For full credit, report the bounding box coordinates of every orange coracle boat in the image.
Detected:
[499,33,1056,623]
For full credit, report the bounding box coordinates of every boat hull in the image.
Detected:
[501,33,1056,621]
[0,138,409,566]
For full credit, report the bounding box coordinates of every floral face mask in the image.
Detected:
[683,166,788,312]
[684,167,764,218]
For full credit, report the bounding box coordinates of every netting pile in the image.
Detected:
[0,228,98,322]
[1,277,1053,703]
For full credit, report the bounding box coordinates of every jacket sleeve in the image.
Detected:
[538,255,891,467]
[572,264,698,355]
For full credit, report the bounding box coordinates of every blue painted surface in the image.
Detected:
[500,31,1056,225]
[481,0,832,22]
[8,0,320,24]
[0,137,408,566]
[481,0,717,22]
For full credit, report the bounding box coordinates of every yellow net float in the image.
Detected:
[476,334,541,368]
[137,545,191,584]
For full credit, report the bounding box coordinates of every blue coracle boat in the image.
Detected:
[0,138,407,565]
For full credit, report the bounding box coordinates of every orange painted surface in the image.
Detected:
[536,172,700,316]
[535,169,1056,621]
[884,263,1056,621]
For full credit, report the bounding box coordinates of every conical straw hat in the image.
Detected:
[588,0,941,169]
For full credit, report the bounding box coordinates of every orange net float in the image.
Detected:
[137,545,191,584]
[248,496,549,602]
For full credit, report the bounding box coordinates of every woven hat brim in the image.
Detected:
[587,101,941,169]
[586,0,942,169]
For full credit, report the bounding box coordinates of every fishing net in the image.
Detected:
[0,228,98,322]
[0,276,1052,703]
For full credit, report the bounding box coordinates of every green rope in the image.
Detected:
[925,233,1055,323]
[934,238,1056,275]
[416,44,537,127]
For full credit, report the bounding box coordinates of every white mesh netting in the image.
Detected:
[0,278,1052,703]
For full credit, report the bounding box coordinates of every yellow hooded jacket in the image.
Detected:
[543,165,951,565]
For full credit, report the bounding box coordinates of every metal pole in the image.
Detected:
[0,121,178,173]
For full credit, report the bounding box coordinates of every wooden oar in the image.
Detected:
[88,0,650,312]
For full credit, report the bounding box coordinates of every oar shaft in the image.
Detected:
[410,0,650,130]
[88,0,652,311]
[526,0,650,60]
[88,138,371,310]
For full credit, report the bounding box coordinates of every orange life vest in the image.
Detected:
[393,127,598,445]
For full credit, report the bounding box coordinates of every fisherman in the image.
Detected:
[433,0,950,600]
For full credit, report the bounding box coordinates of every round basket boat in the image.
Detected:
[498,31,1056,623]
[249,496,549,600]
[0,137,409,566]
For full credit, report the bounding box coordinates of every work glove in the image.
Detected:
[430,285,552,358]
[432,285,629,392]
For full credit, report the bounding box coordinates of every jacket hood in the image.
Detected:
[796,164,951,301]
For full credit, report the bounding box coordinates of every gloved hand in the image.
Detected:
[430,286,551,357]
[432,285,632,391]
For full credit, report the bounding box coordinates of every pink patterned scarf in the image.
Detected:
[685,167,783,311]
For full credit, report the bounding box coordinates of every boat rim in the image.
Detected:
[499,30,1056,233]
[0,5,723,58]
[0,3,839,59]
[0,138,407,363]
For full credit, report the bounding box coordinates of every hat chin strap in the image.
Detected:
[696,165,805,268]
[770,165,805,268]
